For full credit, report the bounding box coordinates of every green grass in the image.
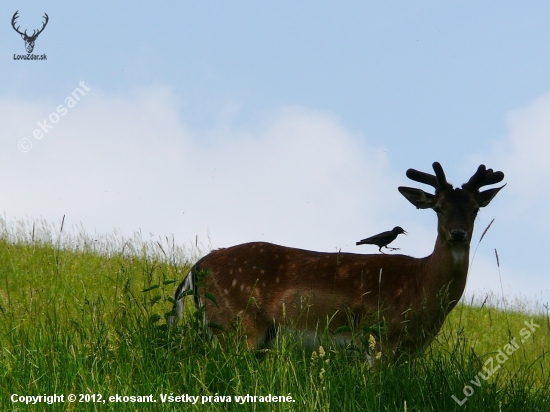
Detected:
[0,220,548,411]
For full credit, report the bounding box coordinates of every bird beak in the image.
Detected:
[404,230,408,235]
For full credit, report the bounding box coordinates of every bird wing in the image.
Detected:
[356,230,392,244]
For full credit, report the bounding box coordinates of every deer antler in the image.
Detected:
[32,13,49,39]
[11,11,25,37]
[11,11,48,40]
[462,164,505,192]
[405,162,452,191]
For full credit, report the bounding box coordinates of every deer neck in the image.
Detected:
[424,235,470,309]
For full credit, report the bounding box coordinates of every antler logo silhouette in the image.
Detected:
[11,11,49,54]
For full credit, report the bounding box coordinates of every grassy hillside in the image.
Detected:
[0,221,548,411]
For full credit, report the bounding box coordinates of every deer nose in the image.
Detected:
[450,229,466,241]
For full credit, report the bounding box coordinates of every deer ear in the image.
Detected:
[398,187,435,209]
[478,184,506,208]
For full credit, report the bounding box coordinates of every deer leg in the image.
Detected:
[239,315,276,352]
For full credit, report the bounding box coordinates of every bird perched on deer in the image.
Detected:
[356,226,407,253]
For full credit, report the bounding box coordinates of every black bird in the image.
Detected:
[356,226,407,253]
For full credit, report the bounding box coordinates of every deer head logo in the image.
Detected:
[11,11,49,54]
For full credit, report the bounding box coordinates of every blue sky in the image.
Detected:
[2,2,550,308]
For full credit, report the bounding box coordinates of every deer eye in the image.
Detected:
[433,206,441,214]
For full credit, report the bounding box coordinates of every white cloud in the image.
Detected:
[502,92,550,186]
[1,85,401,254]
[464,91,550,307]
[466,252,549,313]
[470,91,550,228]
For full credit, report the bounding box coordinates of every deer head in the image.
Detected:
[12,11,49,54]
[399,162,505,245]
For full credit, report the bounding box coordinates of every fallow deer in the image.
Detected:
[169,162,505,364]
